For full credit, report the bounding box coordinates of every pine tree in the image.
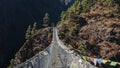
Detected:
[81,0,97,12]
[62,0,82,20]
[43,13,49,27]
[25,25,31,40]
[31,22,37,35]
[115,4,120,12]
[76,1,83,14]
[60,11,66,21]
[82,0,91,12]
[103,0,115,7]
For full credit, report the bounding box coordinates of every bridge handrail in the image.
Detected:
[14,27,55,68]
[14,27,95,68]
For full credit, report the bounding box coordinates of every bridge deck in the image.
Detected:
[14,27,95,68]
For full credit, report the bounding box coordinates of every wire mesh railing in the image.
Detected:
[14,27,95,68]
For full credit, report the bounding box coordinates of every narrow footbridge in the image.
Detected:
[14,27,95,68]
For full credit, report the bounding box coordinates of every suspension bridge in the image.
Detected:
[14,27,95,68]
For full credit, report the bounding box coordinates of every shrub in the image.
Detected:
[114,4,120,12]
[103,0,115,7]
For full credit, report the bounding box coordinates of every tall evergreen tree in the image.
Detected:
[76,0,83,14]
[115,4,120,12]
[61,0,82,21]
[81,0,97,12]
[81,0,91,12]
[25,25,31,40]
[103,0,115,7]
[31,22,37,35]
[60,11,66,21]
[43,13,49,27]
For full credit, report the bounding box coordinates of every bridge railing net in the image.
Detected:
[14,28,95,68]
[14,46,95,68]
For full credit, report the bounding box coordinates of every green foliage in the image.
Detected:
[69,0,82,14]
[60,0,82,21]
[82,0,97,12]
[31,22,37,35]
[103,0,115,7]
[70,24,79,37]
[114,4,120,12]
[102,0,120,12]
[76,0,83,14]
[60,11,66,21]
[25,25,32,40]
[60,0,98,22]
[78,44,87,55]
[43,13,49,27]
[81,0,89,10]
[25,22,37,40]
[44,13,49,21]
[47,33,52,39]
[7,59,14,68]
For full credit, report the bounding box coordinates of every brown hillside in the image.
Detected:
[58,1,120,67]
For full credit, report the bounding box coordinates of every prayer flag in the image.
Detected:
[118,62,120,65]
[94,58,98,65]
[90,57,94,63]
[82,56,87,61]
[102,60,108,64]
[97,59,102,65]
[79,59,82,63]
[73,63,77,68]
[110,61,118,66]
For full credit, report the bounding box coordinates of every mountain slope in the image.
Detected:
[8,0,120,68]
[58,0,120,68]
